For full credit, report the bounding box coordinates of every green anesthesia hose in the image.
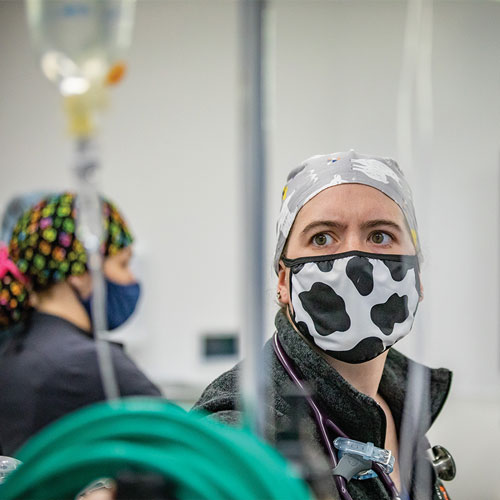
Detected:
[0,398,312,500]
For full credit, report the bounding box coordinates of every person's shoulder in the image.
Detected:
[107,342,162,397]
[25,315,158,393]
[191,362,242,418]
[22,313,95,357]
[27,313,126,365]
[0,315,85,381]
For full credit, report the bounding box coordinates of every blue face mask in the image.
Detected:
[81,279,141,331]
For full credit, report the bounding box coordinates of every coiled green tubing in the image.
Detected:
[0,397,312,500]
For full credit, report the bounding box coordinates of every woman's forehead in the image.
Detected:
[294,184,405,227]
[273,151,420,272]
[108,245,133,261]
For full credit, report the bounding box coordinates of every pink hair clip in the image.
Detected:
[0,244,29,286]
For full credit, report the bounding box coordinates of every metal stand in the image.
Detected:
[239,0,268,438]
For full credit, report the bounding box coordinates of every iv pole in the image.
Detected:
[239,0,269,438]
[25,0,137,401]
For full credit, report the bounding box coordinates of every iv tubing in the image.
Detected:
[73,137,119,401]
[397,1,434,497]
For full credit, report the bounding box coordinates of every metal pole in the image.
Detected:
[239,0,268,438]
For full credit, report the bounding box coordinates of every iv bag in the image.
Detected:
[25,0,136,96]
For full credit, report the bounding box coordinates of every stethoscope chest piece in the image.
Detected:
[431,445,456,481]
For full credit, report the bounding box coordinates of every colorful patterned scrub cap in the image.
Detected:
[274,150,420,273]
[0,191,53,243]
[8,192,133,289]
[0,192,133,329]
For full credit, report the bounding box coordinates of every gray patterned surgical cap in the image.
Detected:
[274,150,420,273]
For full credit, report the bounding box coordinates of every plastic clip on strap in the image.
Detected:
[75,478,115,499]
[0,458,22,485]
[332,438,395,481]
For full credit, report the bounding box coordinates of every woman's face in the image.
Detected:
[70,246,136,301]
[277,184,417,306]
[103,246,136,285]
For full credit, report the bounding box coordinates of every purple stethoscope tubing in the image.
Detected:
[272,333,401,500]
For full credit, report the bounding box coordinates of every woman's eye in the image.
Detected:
[312,233,333,246]
[371,232,391,245]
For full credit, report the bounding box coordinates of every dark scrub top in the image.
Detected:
[0,311,161,456]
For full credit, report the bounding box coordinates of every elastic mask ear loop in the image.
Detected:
[285,262,299,329]
[416,267,423,302]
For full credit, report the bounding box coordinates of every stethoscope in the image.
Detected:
[273,332,403,500]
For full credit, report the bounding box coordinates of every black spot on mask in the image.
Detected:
[291,263,305,274]
[371,294,409,335]
[299,282,351,336]
[296,321,311,337]
[325,337,386,364]
[346,256,374,296]
[317,260,334,272]
[383,259,414,281]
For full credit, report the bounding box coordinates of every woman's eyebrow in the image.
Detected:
[301,220,347,235]
[360,219,403,232]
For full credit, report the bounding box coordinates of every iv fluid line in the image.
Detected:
[397,0,434,497]
[74,137,119,401]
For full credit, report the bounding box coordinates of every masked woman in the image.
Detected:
[0,192,161,456]
[193,151,453,500]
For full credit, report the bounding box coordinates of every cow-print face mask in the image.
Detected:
[282,251,421,364]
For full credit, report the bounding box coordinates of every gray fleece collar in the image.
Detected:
[275,310,452,448]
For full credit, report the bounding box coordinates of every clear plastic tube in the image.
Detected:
[73,137,119,401]
[397,0,434,497]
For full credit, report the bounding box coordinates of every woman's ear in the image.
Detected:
[277,261,290,306]
[28,291,39,308]
[68,272,92,300]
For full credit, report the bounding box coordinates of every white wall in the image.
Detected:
[1,1,499,498]
[0,0,242,392]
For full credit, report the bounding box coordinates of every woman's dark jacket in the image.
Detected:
[192,310,452,500]
[0,312,161,456]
